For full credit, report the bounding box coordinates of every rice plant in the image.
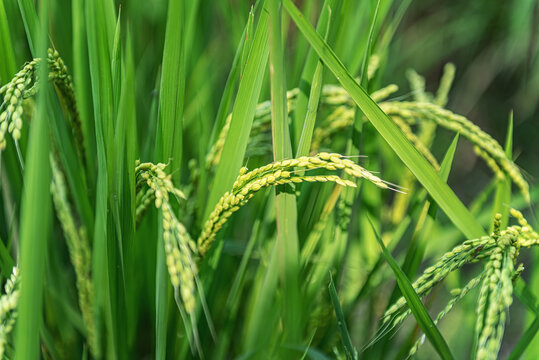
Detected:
[0,0,538,359]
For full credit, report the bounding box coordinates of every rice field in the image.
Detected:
[0,0,538,359]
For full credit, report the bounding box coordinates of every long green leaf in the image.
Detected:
[509,313,539,359]
[283,0,485,240]
[0,0,16,84]
[329,273,358,360]
[268,0,301,344]
[72,0,96,183]
[14,0,51,357]
[292,0,341,150]
[86,0,115,356]
[204,4,269,222]
[154,0,187,357]
[16,0,38,54]
[490,111,513,231]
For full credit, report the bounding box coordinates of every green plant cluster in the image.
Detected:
[0,1,538,359]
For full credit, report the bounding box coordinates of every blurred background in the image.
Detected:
[390,0,539,204]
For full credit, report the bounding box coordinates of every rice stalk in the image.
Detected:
[474,214,518,360]
[206,63,528,203]
[408,273,484,357]
[406,69,431,103]
[380,101,529,201]
[134,161,197,313]
[198,152,400,257]
[379,235,496,334]
[205,64,395,169]
[0,49,85,163]
[376,210,538,351]
[49,155,95,356]
[435,63,456,107]
[0,267,19,358]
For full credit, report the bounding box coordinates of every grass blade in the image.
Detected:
[16,0,38,54]
[329,273,358,360]
[13,0,51,357]
[292,0,342,150]
[268,0,301,343]
[508,312,539,359]
[0,0,16,83]
[490,111,513,231]
[85,0,115,356]
[154,0,187,357]
[203,2,269,251]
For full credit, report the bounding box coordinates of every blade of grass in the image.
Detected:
[329,272,358,360]
[13,0,51,357]
[334,0,380,270]
[155,0,186,357]
[241,8,255,76]
[16,0,38,54]
[201,4,269,284]
[72,0,96,185]
[268,0,301,343]
[283,0,485,240]
[155,219,169,360]
[108,12,129,358]
[85,0,115,356]
[121,28,138,348]
[204,3,269,221]
[0,0,24,220]
[0,0,16,84]
[368,217,455,360]
[387,135,459,358]
[490,111,513,232]
[511,279,539,360]
[401,134,459,280]
[508,314,539,360]
[156,0,185,176]
[198,2,260,220]
[358,0,380,88]
[292,0,341,150]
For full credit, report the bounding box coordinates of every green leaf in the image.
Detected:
[329,273,358,360]
[85,0,116,356]
[490,111,513,232]
[283,0,486,240]
[292,0,342,150]
[268,0,301,343]
[155,0,187,357]
[0,0,16,83]
[156,0,185,175]
[14,0,51,358]
[204,2,269,222]
[72,0,96,183]
[508,314,539,360]
[16,0,38,54]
